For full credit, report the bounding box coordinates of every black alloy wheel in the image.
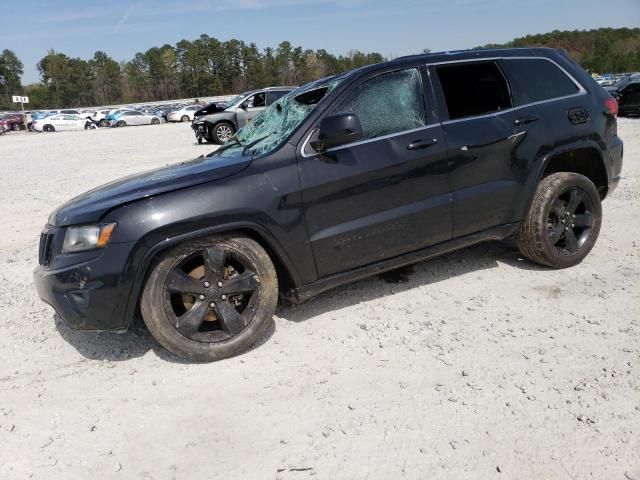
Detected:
[516,172,602,268]
[163,245,261,342]
[546,186,595,255]
[141,236,278,361]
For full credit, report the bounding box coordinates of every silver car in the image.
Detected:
[112,110,162,127]
[191,86,295,144]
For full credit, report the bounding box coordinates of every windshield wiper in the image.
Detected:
[206,136,241,157]
[241,133,273,156]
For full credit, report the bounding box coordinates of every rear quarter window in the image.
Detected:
[500,58,580,105]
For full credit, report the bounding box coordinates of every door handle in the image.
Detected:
[407,138,438,150]
[514,115,539,126]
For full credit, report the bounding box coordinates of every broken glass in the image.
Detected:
[234,80,341,157]
[333,68,426,140]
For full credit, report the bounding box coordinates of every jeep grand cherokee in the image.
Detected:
[34,48,623,361]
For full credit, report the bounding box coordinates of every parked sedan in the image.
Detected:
[32,114,95,132]
[167,105,202,122]
[0,112,25,130]
[110,110,162,127]
[0,118,8,134]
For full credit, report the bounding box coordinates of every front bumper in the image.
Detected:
[33,227,137,331]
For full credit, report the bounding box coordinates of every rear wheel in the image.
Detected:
[516,172,602,268]
[181,115,189,122]
[140,235,278,362]
[43,124,55,132]
[151,117,160,125]
[213,122,234,144]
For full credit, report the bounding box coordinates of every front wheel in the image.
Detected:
[516,172,602,268]
[140,235,278,362]
[43,124,55,132]
[181,115,190,122]
[212,122,235,144]
[151,117,160,125]
[116,120,126,127]
[99,119,109,127]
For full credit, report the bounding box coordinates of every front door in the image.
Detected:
[299,67,452,277]
[236,92,266,128]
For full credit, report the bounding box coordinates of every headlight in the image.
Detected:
[63,223,117,253]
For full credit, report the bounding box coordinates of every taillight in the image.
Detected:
[604,97,618,117]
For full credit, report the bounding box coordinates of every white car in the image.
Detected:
[32,114,95,132]
[111,110,162,127]
[92,109,113,127]
[167,105,201,122]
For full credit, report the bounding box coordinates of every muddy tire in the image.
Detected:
[516,172,602,268]
[140,235,278,362]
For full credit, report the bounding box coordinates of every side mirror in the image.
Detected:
[310,113,364,152]
[240,102,249,110]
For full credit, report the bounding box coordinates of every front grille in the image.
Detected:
[38,232,55,266]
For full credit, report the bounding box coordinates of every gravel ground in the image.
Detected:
[0,120,638,480]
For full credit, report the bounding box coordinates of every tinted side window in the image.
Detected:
[247,92,266,108]
[334,68,427,139]
[500,58,579,105]
[436,62,512,120]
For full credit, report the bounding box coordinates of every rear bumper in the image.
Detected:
[606,134,623,195]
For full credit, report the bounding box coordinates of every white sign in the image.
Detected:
[11,95,21,103]
[21,96,29,104]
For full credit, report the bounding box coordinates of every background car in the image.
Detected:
[615,80,640,116]
[192,86,294,143]
[0,118,8,134]
[110,110,162,127]
[605,73,640,95]
[91,109,113,126]
[32,114,95,132]
[0,112,25,130]
[166,104,202,122]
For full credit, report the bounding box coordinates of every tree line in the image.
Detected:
[2,27,640,110]
[483,27,640,74]
[0,37,384,110]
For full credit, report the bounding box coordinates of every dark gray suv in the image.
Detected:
[192,86,295,144]
[35,48,623,362]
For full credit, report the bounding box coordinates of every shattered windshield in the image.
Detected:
[232,81,340,157]
[224,95,244,107]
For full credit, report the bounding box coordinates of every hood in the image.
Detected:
[49,152,252,226]
[194,102,227,118]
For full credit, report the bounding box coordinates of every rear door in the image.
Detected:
[126,111,144,125]
[431,60,549,238]
[299,66,452,277]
